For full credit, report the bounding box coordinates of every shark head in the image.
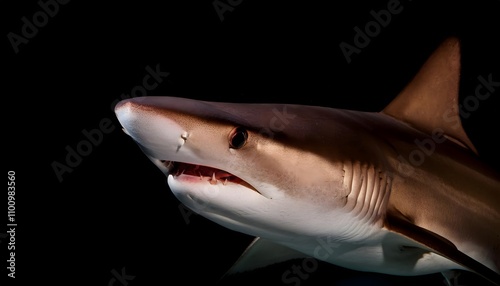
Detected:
[114,96,385,243]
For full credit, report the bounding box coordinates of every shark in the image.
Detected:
[114,37,499,285]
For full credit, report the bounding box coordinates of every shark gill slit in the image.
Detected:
[343,161,392,226]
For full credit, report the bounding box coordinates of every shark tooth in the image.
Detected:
[209,172,218,185]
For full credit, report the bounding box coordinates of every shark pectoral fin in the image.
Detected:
[441,270,461,286]
[381,37,477,154]
[224,237,306,276]
[385,211,500,285]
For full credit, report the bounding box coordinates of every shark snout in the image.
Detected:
[114,98,197,162]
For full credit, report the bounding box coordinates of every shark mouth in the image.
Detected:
[160,160,259,193]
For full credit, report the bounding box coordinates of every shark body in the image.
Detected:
[115,38,499,284]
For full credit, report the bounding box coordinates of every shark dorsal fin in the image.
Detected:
[382,37,477,154]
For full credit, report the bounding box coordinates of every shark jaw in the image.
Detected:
[154,158,274,223]
[160,160,259,192]
[161,159,268,228]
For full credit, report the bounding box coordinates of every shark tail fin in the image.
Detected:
[381,37,477,154]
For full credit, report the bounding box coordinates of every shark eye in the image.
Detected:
[229,127,248,149]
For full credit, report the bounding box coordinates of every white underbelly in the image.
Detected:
[282,230,465,276]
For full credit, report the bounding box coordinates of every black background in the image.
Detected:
[4,0,500,285]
